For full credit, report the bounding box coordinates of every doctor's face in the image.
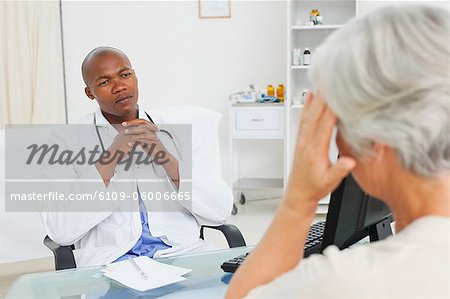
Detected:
[84,51,139,122]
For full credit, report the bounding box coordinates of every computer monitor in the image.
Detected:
[320,174,393,253]
[220,174,395,273]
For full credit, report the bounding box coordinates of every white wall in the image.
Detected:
[62,1,288,182]
[62,0,449,184]
[0,0,288,265]
[358,0,449,15]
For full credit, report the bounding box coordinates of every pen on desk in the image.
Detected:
[128,257,149,280]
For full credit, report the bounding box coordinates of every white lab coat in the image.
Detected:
[41,108,233,267]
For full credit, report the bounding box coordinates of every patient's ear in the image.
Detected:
[372,141,390,163]
[85,87,95,100]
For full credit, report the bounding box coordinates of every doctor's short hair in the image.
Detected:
[309,5,450,177]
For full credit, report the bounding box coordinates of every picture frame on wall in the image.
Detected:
[198,0,231,19]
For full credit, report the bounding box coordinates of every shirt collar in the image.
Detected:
[94,108,110,126]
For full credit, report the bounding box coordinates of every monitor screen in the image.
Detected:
[321,174,393,251]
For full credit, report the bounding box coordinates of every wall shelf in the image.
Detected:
[233,178,283,190]
[285,0,357,215]
[291,24,345,30]
[291,65,310,70]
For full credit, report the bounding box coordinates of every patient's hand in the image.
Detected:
[285,92,356,210]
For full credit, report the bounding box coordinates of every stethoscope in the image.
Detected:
[94,110,182,161]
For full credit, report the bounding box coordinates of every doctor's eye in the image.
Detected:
[98,80,109,87]
[121,72,132,78]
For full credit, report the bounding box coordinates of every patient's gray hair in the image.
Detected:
[309,5,450,177]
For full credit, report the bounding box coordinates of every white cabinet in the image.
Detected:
[285,1,357,213]
[229,103,284,214]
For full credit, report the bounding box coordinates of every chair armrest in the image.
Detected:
[200,224,246,248]
[43,235,77,270]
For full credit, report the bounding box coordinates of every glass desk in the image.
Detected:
[6,246,251,299]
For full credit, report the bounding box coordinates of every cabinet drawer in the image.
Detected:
[231,106,284,139]
[235,108,282,130]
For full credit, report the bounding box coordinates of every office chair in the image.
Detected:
[44,224,246,271]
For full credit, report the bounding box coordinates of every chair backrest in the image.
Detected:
[150,105,223,176]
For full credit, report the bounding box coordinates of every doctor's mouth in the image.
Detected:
[25,141,169,171]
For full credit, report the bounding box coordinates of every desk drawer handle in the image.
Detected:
[251,118,265,122]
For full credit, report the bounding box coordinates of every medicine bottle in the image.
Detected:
[276,84,284,102]
[267,85,274,97]
[303,48,311,66]
[293,49,302,66]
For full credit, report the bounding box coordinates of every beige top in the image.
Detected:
[246,216,450,299]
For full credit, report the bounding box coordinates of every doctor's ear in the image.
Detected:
[85,87,95,100]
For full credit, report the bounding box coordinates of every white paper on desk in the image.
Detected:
[102,256,191,292]
[104,256,192,276]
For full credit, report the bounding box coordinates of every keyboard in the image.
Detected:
[221,221,326,273]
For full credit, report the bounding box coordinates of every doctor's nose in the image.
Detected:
[112,81,127,94]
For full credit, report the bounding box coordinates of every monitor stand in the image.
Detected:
[369,217,393,242]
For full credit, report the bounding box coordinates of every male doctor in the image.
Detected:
[41,46,233,267]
